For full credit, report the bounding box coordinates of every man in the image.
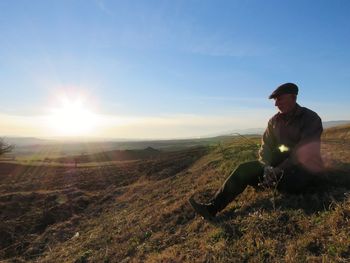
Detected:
[189,83,324,220]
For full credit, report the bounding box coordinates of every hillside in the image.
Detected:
[322,123,350,142]
[51,147,162,164]
[9,136,237,160]
[322,120,350,129]
[1,128,350,262]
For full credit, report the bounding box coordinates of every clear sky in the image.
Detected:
[1,0,349,139]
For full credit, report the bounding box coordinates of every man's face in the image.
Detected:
[274,94,296,114]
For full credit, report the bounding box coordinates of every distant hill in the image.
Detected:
[8,136,243,158]
[53,147,162,163]
[3,137,52,146]
[3,120,349,151]
[212,120,350,137]
[323,120,350,129]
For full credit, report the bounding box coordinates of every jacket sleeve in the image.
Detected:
[259,118,276,166]
[278,113,323,171]
[299,113,323,143]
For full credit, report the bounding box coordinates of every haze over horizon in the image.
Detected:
[1,1,350,139]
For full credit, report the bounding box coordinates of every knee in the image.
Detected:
[232,163,248,180]
[236,161,262,174]
[234,161,263,184]
[233,164,245,181]
[237,161,254,171]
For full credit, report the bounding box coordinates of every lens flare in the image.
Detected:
[278,144,290,153]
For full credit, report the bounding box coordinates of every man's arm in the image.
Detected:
[259,119,276,166]
[277,113,323,172]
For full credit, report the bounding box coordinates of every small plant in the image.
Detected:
[0,138,14,156]
[258,170,284,210]
[75,250,93,263]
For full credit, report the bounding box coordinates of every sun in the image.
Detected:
[47,96,98,137]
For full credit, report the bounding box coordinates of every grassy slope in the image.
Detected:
[322,124,350,141]
[1,133,350,262]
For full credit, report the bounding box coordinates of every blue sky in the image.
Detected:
[0,0,349,139]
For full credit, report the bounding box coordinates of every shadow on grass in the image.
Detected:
[215,166,350,223]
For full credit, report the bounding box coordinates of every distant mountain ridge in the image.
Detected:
[3,137,51,146]
[53,147,162,163]
[2,120,349,147]
[322,120,350,128]
[218,120,350,137]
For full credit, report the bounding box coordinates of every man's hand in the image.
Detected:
[261,166,282,187]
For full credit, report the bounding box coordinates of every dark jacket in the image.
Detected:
[259,104,323,173]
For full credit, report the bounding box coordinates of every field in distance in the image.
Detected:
[2,135,243,166]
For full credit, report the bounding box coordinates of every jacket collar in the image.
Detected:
[294,103,304,116]
[277,103,303,120]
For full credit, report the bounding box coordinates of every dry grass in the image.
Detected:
[0,130,350,262]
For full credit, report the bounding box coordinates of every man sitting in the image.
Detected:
[189,83,324,220]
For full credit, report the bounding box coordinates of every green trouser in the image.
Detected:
[208,160,318,215]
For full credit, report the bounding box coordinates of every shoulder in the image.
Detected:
[298,106,322,122]
[268,112,280,126]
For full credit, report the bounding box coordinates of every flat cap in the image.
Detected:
[269,83,298,99]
